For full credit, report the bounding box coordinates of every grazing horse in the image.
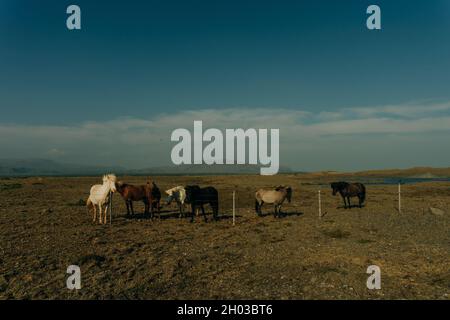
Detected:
[165,186,187,218]
[86,174,117,224]
[116,182,150,216]
[255,186,292,218]
[184,185,219,222]
[331,181,366,209]
[146,181,161,219]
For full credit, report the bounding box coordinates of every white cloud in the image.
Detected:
[1,102,450,170]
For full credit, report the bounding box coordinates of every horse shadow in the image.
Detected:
[336,204,366,209]
[258,211,304,218]
[215,214,243,221]
[122,209,176,220]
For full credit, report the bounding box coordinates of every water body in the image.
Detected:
[344,177,450,185]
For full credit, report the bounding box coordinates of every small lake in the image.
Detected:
[344,177,450,185]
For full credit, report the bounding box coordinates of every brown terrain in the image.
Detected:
[0,169,449,299]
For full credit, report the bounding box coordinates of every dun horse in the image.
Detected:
[86,174,117,224]
[255,186,292,218]
[331,181,366,209]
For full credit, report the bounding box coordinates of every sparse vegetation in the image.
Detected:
[322,228,351,239]
[0,174,449,299]
[67,199,86,207]
[0,183,22,191]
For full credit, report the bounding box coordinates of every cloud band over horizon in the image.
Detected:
[1,101,450,172]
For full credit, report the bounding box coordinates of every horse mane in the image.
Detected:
[331,181,349,190]
[275,185,290,191]
[165,186,184,195]
[103,173,117,183]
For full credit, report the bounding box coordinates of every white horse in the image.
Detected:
[165,186,187,218]
[87,174,117,224]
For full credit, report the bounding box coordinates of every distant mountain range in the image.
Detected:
[0,159,126,176]
[0,159,294,176]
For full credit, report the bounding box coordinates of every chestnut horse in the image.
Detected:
[116,182,150,216]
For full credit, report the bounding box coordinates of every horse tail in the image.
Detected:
[86,197,93,211]
[360,184,366,204]
[255,199,260,213]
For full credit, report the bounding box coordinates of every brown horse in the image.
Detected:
[116,182,150,216]
[146,181,161,219]
[331,181,366,209]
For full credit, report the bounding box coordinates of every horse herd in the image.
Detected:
[86,174,367,224]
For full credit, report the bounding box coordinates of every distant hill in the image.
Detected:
[348,167,450,178]
[1,159,448,178]
[0,159,125,176]
[0,159,293,177]
[129,164,294,175]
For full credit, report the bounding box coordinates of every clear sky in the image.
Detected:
[1,0,450,171]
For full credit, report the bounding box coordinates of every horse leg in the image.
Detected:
[150,202,154,220]
[125,200,130,215]
[144,200,149,215]
[129,201,135,215]
[259,201,264,216]
[98,204,103,223]
[255,199,261,216]
[213,202,219,221]
[158,202,161,220]
[92,205,97,223]
[200,205,207,222]
[190,204,195,223]
[103,204,108,224]
[341,195,347,209]
[347,197,351,209]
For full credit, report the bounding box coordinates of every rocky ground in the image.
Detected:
[0,173,449,299]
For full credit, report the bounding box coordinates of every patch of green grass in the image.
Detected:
[0,183,23,191]
[67,199,86,207]
[315,265,347,275]
[76,254,106,266]
[321,228,350,239]
[356,239,375,244]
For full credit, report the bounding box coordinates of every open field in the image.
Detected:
[0,173,449,299]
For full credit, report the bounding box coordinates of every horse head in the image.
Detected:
[105,173,117,193]
[165,188,178,205]
[331,181,348,196]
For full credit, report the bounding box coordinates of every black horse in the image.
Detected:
[184,185,219,222]
[331,181,366,209]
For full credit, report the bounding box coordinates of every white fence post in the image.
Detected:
[232,190,236,226]
[318,190,322,218]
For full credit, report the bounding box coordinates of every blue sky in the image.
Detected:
[0,0,450,171]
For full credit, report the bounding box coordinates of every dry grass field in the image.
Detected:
[0,173,449,299]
